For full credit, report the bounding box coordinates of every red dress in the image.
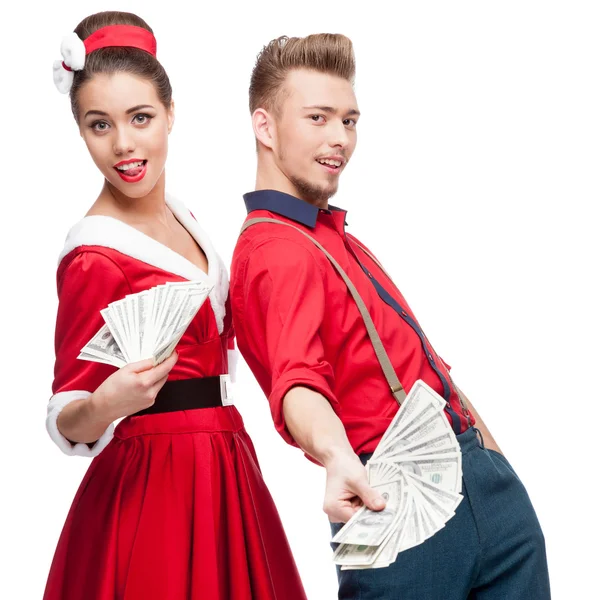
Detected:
[43,195,307,600]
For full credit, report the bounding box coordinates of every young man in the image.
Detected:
[230,34,551,599]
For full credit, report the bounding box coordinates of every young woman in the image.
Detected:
[45,11,306,600]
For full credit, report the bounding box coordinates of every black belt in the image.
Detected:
[133,376,226,417]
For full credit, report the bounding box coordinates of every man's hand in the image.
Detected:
[323,450,386,523]
[281,385,387,522]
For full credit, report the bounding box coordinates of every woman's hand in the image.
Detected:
[92,351,179,422]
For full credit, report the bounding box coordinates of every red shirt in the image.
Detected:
[230,190,474,456]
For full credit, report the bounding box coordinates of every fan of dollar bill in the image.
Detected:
[332,379,463,570]
[78,281,213,368]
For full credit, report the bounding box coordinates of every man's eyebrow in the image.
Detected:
[302,105,361,117]
[303,105,335,113]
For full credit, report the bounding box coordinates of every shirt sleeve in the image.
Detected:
[223,293,238,382]
[47,251,132,457]
[234,237,340,446]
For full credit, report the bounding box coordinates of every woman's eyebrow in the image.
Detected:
[84,104,155,119]
[126,104,155,114]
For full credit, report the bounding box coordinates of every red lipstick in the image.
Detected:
[113,158,148,183]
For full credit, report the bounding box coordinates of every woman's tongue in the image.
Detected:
[122,164,143,176]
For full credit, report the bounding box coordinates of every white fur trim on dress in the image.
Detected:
[53,32,86,94]
[58,194,230,334]
[166,194,230,333]
[46,390,114,457]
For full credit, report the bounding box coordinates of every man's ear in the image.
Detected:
[252,108,276,150]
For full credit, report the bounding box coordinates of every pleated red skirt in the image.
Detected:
[43,406,307,600]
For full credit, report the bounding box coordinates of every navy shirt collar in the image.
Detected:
[243,189,346,228]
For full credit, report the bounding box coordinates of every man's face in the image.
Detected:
[271,69,359,204]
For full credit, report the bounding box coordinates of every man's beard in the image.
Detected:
[289,173,338,205]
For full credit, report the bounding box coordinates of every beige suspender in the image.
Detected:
[240,217,407,406]
[351,234,471,420]
[241,216,473,422]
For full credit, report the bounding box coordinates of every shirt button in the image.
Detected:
[428,354,434,360]
[401,310,408,317]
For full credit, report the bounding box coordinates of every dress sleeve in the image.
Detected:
[233,237,340,446]
[47,251,132,457]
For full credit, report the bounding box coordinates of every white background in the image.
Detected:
[1,1,598,598]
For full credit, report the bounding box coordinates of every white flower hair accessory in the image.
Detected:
[52,32,86,94]
[52,25,158,95]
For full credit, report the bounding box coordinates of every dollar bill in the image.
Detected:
[375,380,447,457]
[332,478,404,546]
[80,281,213,369]
[101,304,131,363]
[334,505,405,567]
[339,480,411,569]
[333,379,464,569]
[376,429,459,462]
[79,323,126,367]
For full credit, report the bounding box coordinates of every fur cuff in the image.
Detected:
[46,390,114,457]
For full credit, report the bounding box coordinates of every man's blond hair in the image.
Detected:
[249,34,355,115]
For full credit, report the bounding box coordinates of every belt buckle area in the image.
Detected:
[220,374,235,406]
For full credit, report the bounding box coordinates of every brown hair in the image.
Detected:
[69,11,172,122]
[249,34,355,115]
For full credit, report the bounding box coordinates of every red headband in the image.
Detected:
[62,25,157,71]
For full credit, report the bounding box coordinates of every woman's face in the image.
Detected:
[78,72,174,198]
